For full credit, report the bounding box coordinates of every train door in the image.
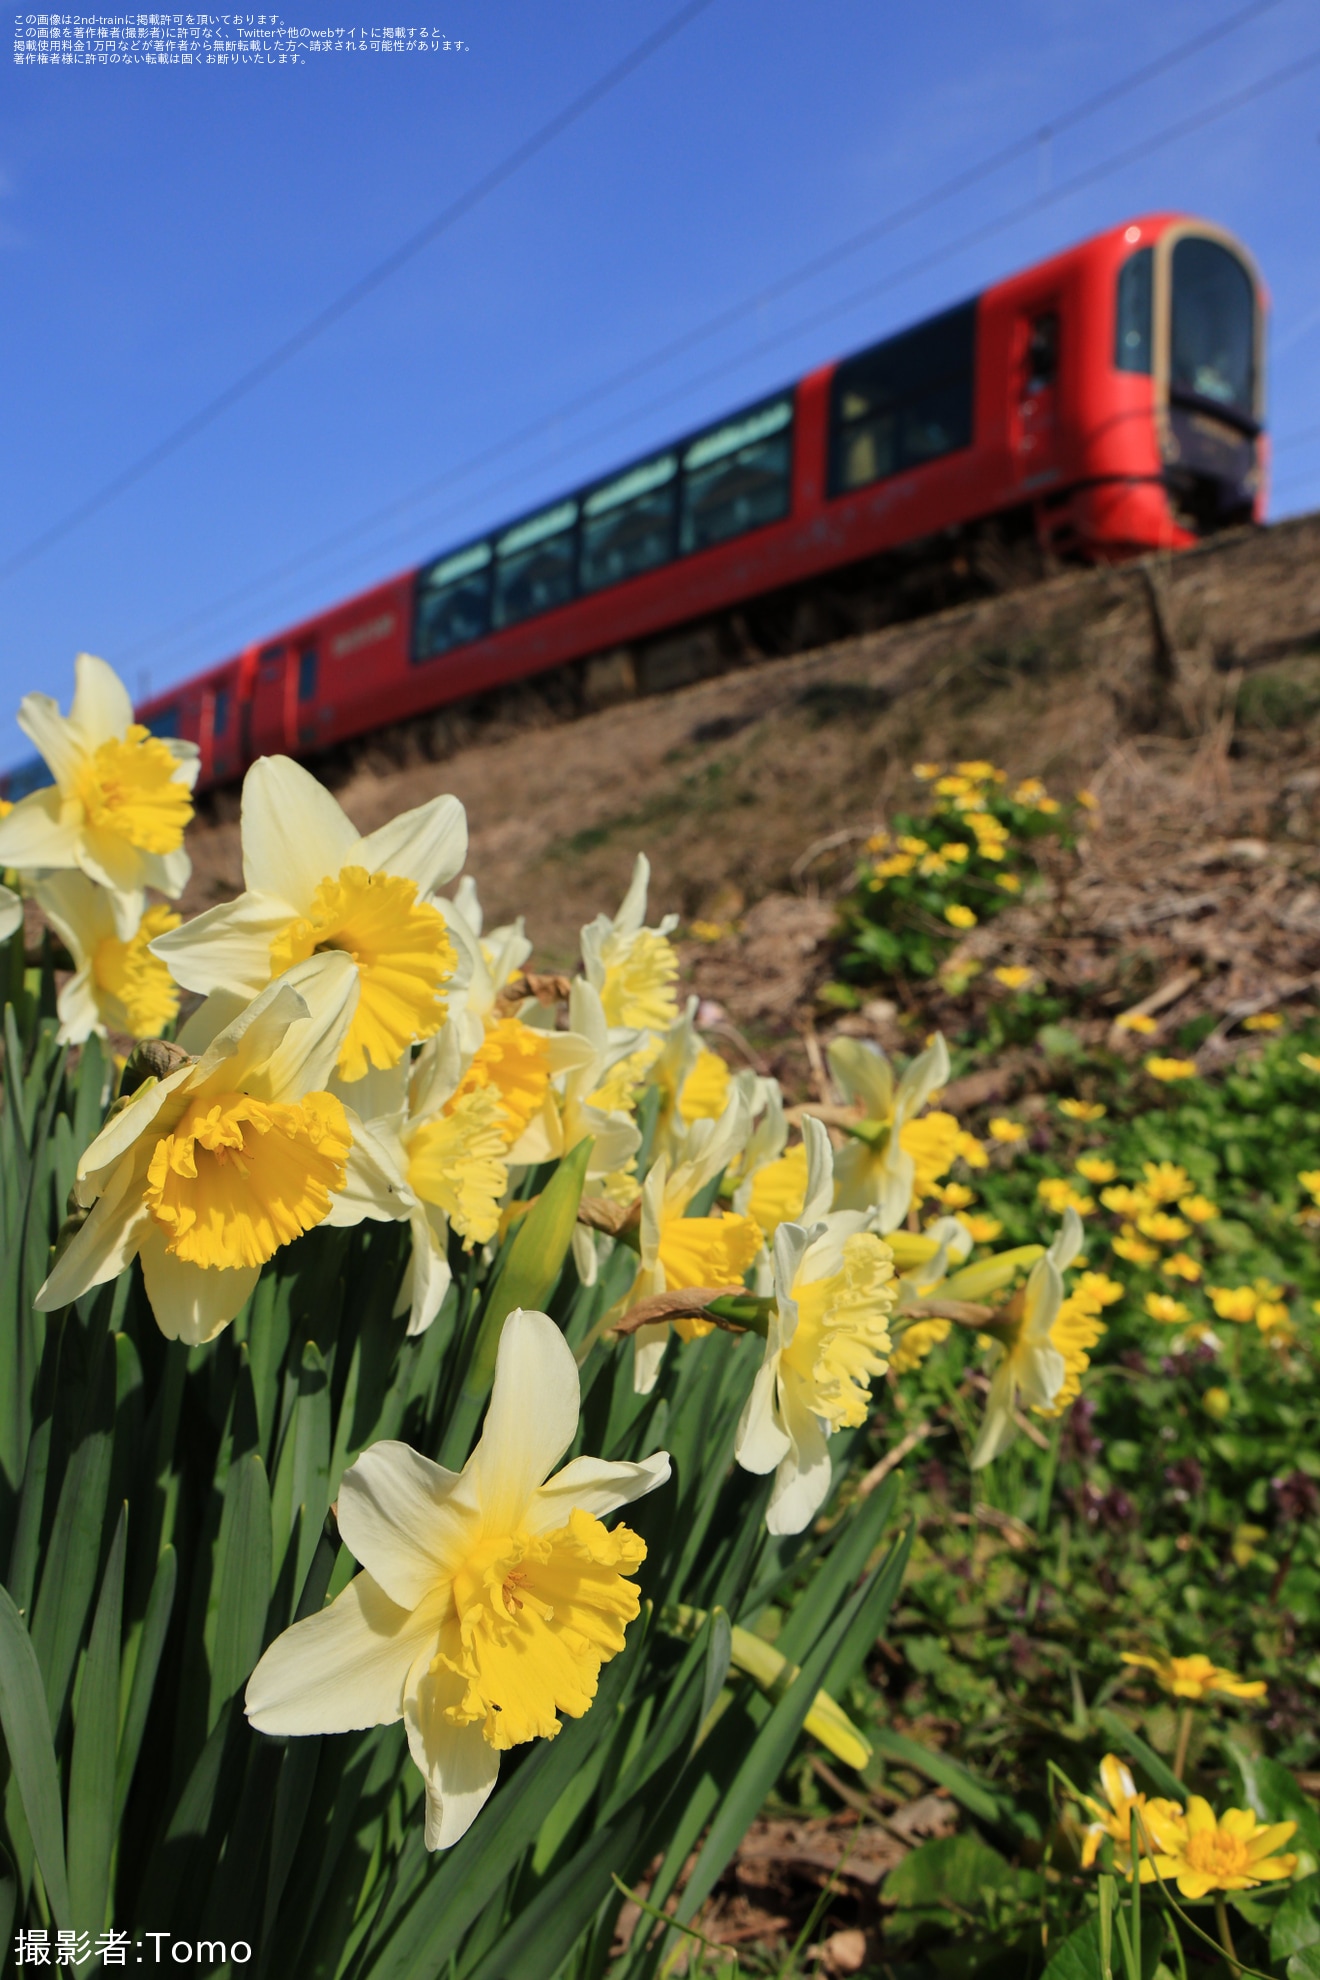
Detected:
[1012,306,1061,490]
[246,643,291,758]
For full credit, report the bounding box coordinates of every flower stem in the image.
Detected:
[1214,1893,1241,1979]
[1173,1706,1194,1782]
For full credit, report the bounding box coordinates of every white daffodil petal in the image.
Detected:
[404,1657,501,1851]
[78,825,156,906]
[75,1064,195,1182]
[766,1391,834,1536]
[613,853,651,937]
[139,1233,260,1345]
[894,1034,950,1123]
[34,868,115,962]
[18,691,85,790]
[970,1365,1017,1471]
[150,891,296,998]
[326,1114,412,1228]
[241,952,360,1101]
[149,845,193,901]
[55,966,103,1045]
[526,1451,671,1534]
[69,651,136,747]
[35,1159,150,1310]
[471,1309,580,1534]
[355,793,468,897]
[241,755,359,908]
[827,1036,894,1119]
[735,1354,792,1476]
[0,788,83,870]
[799,1114,835,1226]
[176,988,252,1056]
[404,1204,452,1336]
[632,1325,668,1396]
[336,1441,477,1611]
[0,886,23,943]
[247,1572,443,1735]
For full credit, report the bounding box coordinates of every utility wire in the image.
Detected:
[118,33,1320,679]
[0,0,720,582]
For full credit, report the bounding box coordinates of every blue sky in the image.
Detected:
[2,0,1318,762]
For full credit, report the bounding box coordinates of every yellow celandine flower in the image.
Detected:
[1076,1155,1117,1185]
[873,852,916,880]
[736,1200,896,1533]
[1116,1011,1158,1035]
[912,762,941,780]
[1233,1524,1268,1568]
[580,854,680,1034]
[1203,1386,1231,1420]
[677,1046,732,1124]
[1120,1649,1267,1703]
[944,903,977,929]
[1113,1225,1159,1266]
[1298,1170,1320,1207]
[246,1309,670,1850]
[918,850,948,876]
[153,756,465,1083]
[1146,1056,1198,1082]
[956,761,1000,781]
[1141,1161,1193,1204]
[1059,1099,1106,1122]
[1208,1285,1256,1324]
[1137,1210,1191,1244]
[889,1316,951,1373]
[1078,1754,1185,1872]
[1162,1253,1202,1283]
[1298,1052,1320,1075]
[1037,1177,1094,1216]
[935,776,971,798]
[962,1213,1003,1244]
[942,841,970,864]
[0,653,199,924]
[686,918,726,943]
[1014,778,1047,805]
[1254,1295,1291,1337]
[933,1181,976,1210]
[989,1117,1027,1144]
[1076,789,1099,811]
[37,960,358,1343]
[1145,1292,1190,1324]
[1137,1798,1297,1898]
[971,1210,1081,1468]
[863,830,890,852]
[993,965,1034,990]
[1100,1184,1149,1218]
[35,871,181,1043]
[1038,797,1060,814]
[1243,1011,1283,1031]
[1180,1193,1219,1223]
[747,1142,809,1242]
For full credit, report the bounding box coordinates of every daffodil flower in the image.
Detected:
[34,871,181,1043]
[828,1033,950,1231]
[36,955,359,1344]
[0,885,22,944]
[0,653,198,929]
[735,1121,897,1533]
[970,1209,1083,1469]
[580,853,680,1034]
[245,1308,671,1851]
[152,756,466,1082]
[440,876,532,1055]
[626,1092,759,1393]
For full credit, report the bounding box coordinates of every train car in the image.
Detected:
[4,212,1266,800]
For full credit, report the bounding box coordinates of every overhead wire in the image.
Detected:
[116,31,1320,678]
[0,0,721,582]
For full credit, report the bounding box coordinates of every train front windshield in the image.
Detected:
[1170,237,1256,426]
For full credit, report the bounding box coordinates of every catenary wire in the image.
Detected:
[1,0,1292,608]
[0,0,721,582]
[116,37,1320,680]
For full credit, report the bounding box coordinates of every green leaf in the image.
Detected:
[115,1544,177,1823]
[1222,1742,1320,1853]
[1273,1873,1320,1959]
[883,1830,1014,1910]
[1289,1952,1320,1980]
[866,1727,1015,1827]
[697,1605,732,1743]
[0,1840,16,1968]
[28,1327,115,1729]
[0,1582,72,1927]
[1041,1913,1165,1978]
[269,1339,331,1602]
[66,1502,126,1934]
[438,1136,594,1468]
[1094,1709,1188,1805]
[207,1451,272,1728]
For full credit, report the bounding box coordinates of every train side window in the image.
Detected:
[414,541,492,660]
[213,687,230,736]
[580,452,677,592]
[145,705,179,738]
[1026,313,1058,390]
[679,397,793,556]
[494,500,578,629]
[298,648,318,701]
[1115,248,1153,373]
[830,300,976,495]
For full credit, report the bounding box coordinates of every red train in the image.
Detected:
[7,212,1267,799]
